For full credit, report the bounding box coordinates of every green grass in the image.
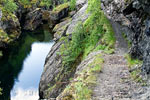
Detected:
[125,54,142,68]
[52,3,69,13]
[39,0,52,8]
[125,54,144,83]
[0,51,2,57]
[0,88,2,95]
[70,0,76,11]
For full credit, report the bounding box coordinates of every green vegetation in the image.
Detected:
[18,0,32,8]
[52,3,69,13]
[57,54,104,100]
[39,0,52,8]
[0,29,12,43]
[70,0,76,11]
[124,0,132,3]
[52,0,115,98]
[126,54,142,68]
[0,51,2,57]
[59,0,115,68]
[122,32,132,48]
[2,0,18,14]
[125,54,143,83]
[0,88,2,95]
[0,0,18,20]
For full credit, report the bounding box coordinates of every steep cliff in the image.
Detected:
[39,0,116,99]
[39,0,150,99]
[39,1,89,98]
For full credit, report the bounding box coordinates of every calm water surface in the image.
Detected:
[0,25,54,100]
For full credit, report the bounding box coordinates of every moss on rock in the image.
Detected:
[52,3,69,14]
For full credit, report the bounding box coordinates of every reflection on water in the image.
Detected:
[11,88,38,100]
[11,42,54,100]
[0,25,54,100]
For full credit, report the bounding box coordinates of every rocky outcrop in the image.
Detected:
[24,3,69,31]
[50,3,69,22]
[53,17,71,41]
[0,0,69,50]
[0,12,21,49]
[24,8,43,31]
[39,2,89,99]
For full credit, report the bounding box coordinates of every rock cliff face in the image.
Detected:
[39,1,89,99]
[0,12,21,49]
[0,0,69,56]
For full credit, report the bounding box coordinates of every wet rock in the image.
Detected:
[0,51,2,57]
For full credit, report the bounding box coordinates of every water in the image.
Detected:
[0,25,54,100]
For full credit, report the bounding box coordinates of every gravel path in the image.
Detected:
[92,21,145,100]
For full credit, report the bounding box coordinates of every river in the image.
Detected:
[0,25,54,100]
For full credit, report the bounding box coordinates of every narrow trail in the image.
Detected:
[92,21,144,100]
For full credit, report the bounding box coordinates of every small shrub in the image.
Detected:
[3,0,18,13]
[39,0,52,9]
[125,54,142,68]
[0,88,2,95]
[70,0,76,11]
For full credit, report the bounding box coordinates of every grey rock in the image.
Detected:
[66,4,89,35]
[53,18,71,41]
[39,40,64,99]
[39,3,90,99]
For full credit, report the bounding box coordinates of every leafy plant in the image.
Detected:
[0,88,2,95]
[70,0,76,11]
[3,0,18,14]
[61,22,85,67]
[60,0,115,70]
[40,0,52,8]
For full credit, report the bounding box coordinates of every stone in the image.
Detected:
[66,4,89,35]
